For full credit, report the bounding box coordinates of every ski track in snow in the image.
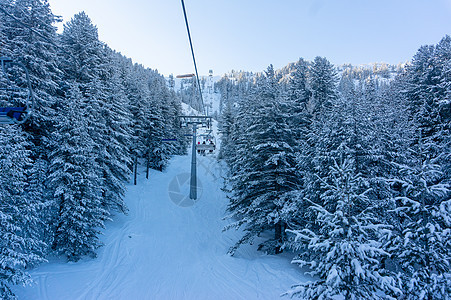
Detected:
[13,124,309,299]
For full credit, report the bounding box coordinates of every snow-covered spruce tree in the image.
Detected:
[385,133,450,299]
[0,126,44,299]
[308,56,338,117]
[168,88,189,156]
[58,12,133,212]
[1,1,62,245]
[216,74,232,113]
[125,63,152,173]
[300,56,338,208]
[48,83,108,261]
[383,36,451,299]
[218,93,235,160]
[287,58,310,107]
[365,71,417,246]
[404,35,450,184]
[221,76,255,177]
[285,149,400,299]
[159,76,187,157]
[405,36,450,140]
[225,65,301,255]
[340,75,391,202]
[285,58,311,156]
[0,0,61,132]
[218,73,249,164]
[58,11,113,214]
[145,75,169,172]
[96,48,133,212]
[285,59,408,298]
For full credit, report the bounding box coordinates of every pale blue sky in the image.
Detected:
[48,0,451,76]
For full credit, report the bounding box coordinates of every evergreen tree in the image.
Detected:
[386,133,450,299]
[309,56,337,117]
[168,90,189,156]
[286,58,311,153]
[0,126,44,299]
[384,36,451,297]
[286,151,400,299]
[287,58,310,113]
[301,57,338,207]
[58,12,132,212]
[146,75,169,172]
[0,0,61,130]
[48,83,108,261]
[126,63,151,170]
[218,95,235,160]
[97,48,133,212]
[226,65,301,254]
[0,1,62,240]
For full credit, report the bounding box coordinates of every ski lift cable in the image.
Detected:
[180,0,205,115]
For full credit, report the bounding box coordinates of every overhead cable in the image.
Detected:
[180,0,205,115]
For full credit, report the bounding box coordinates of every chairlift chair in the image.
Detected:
[0,56,34,125]
[176,73,195,79]
[196,133,216,154]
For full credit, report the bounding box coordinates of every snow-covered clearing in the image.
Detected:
[14,136,308,299]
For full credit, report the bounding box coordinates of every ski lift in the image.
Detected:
[0,57,34,125]
[196,133,216,154]
[176,73,195,79]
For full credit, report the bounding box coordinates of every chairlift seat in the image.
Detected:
[0,57,34,125]
[0,107,27,124]
[196,143,215,151]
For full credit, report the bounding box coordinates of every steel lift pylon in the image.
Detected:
[179,115,212,200]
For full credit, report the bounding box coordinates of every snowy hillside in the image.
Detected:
[13,119,309,299]
[172,74,222,117]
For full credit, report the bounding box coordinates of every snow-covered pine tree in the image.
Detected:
[48,83,108,261]
[216,74,231,113]
[226,65,301,254]
[385,132,450,299]
[58,12,133,212]
[384,36,451,299]
[168,88,189,156]
[301,57,338,207]
[157,74,186,157]
[125,63,152,176]
[0,0,61,131]
[287,58,310,106]
[166,73,189,155]
[309,56,338,117]
[285,58,311,157]
[218,94,235,160]
[0,1,62,243]
[221,76,255,177]
[406,35,450,185]
[97,48,133,212]
[0,126,45,299]
[145,74,169,172]
[58,10,125,215]
[286,149,400,299]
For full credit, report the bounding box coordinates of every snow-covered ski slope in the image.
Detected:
[14,119,308,300]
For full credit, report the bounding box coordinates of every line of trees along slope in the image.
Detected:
[218,37,450,299]
[0,1,187,298]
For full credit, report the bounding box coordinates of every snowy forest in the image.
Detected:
[1,0,450,299]
[0,1,189,298]
[217,38,450,298]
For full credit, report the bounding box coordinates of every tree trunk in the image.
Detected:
[134,155,138,185]
[146,151,150,179]
[275,221,284,254]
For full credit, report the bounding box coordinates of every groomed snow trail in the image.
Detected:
[14,150,308,299]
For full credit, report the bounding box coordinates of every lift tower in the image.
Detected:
[179,115,212,200]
